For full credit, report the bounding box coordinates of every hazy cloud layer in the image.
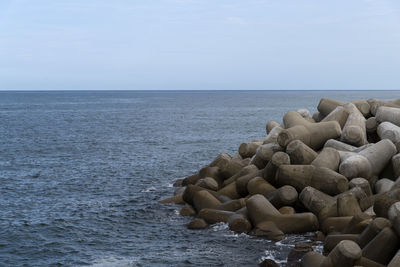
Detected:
[0,0,399,90]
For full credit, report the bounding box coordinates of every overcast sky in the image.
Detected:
[0,0,399,90]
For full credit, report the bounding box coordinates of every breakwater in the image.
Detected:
[162,97,400,266]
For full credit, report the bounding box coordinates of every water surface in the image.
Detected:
[0,90,398,266]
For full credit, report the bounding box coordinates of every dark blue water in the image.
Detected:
[1,90,399,266]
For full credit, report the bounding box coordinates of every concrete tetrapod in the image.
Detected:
[183,184,220,205]
[215,198,246,212]
[342,213,373,234]
[263,151,290,185]
[217,181,240,199]
[238,141,261,159]
[299,186,337,222]
[192,190,221,212]
[357,217,392,248]
[369,98,400,116]
[282,110,310,128]
[209,153,244,179]
[312,111,325,122]
[318,98,370,118]
[235,169,263,196]
[222,164,258,187]
[324,138,357,152]
[373,187,400,218]
[339,139,397,179]
[352,99,371,118]
[362,227,400,265]
[227,213,252,233]
[320,240,362,267]
[249,142,283,169]
[321,216,354,235]
[268,185,298,209]
[376,106,400,126]
[366,116,378,133]
[297,108,312,118]
[311,147,340,171]
[246,194,319,235]
[377,121,400,144]
[375,178,395,194]
[279,206,295,214]
[198,208,235,224]
[388,249,400,267]
[317,98,346,117]
[388,201,400,238]
[337,193,362,217]
[393,154,400,178]
[301,251,326,267]
[323,234,359,253]
[277,120,341,150]
[247,177,276,198]
[349,178,372,196]
[183,166,223,186]
[276,165,348,195]
[286,140,317,165]
[195,177,219,191]
[300,182,367,219]
[321,105,349,129]
[266,120,280,134]
[263,126,284,144]
[340,103,368,146]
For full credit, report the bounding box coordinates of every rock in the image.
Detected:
[259,258,279,267]
[179,205,196,216]
[188,218,208,229]
[287,242,313,266]
[321,240,362,267]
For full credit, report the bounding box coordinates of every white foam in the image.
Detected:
[142,186,157,192]
[312,242,324,254]
[211,222,229,231]
[259,250,287,264]
[89,255,139,267]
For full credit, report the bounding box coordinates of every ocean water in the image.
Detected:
[0,90,399,267]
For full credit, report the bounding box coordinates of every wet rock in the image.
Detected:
[286,242,313,267]
[259,258,279,267]
[187,218,208,229]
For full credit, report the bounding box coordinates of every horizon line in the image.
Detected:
[1,89,400,92]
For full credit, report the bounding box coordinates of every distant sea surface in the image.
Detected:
[1,90,399,266]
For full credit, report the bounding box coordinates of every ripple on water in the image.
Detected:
[2,91,399,266]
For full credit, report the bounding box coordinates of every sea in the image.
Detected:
[0,90,399,266]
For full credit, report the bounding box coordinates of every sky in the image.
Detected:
[0,0,399,90]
